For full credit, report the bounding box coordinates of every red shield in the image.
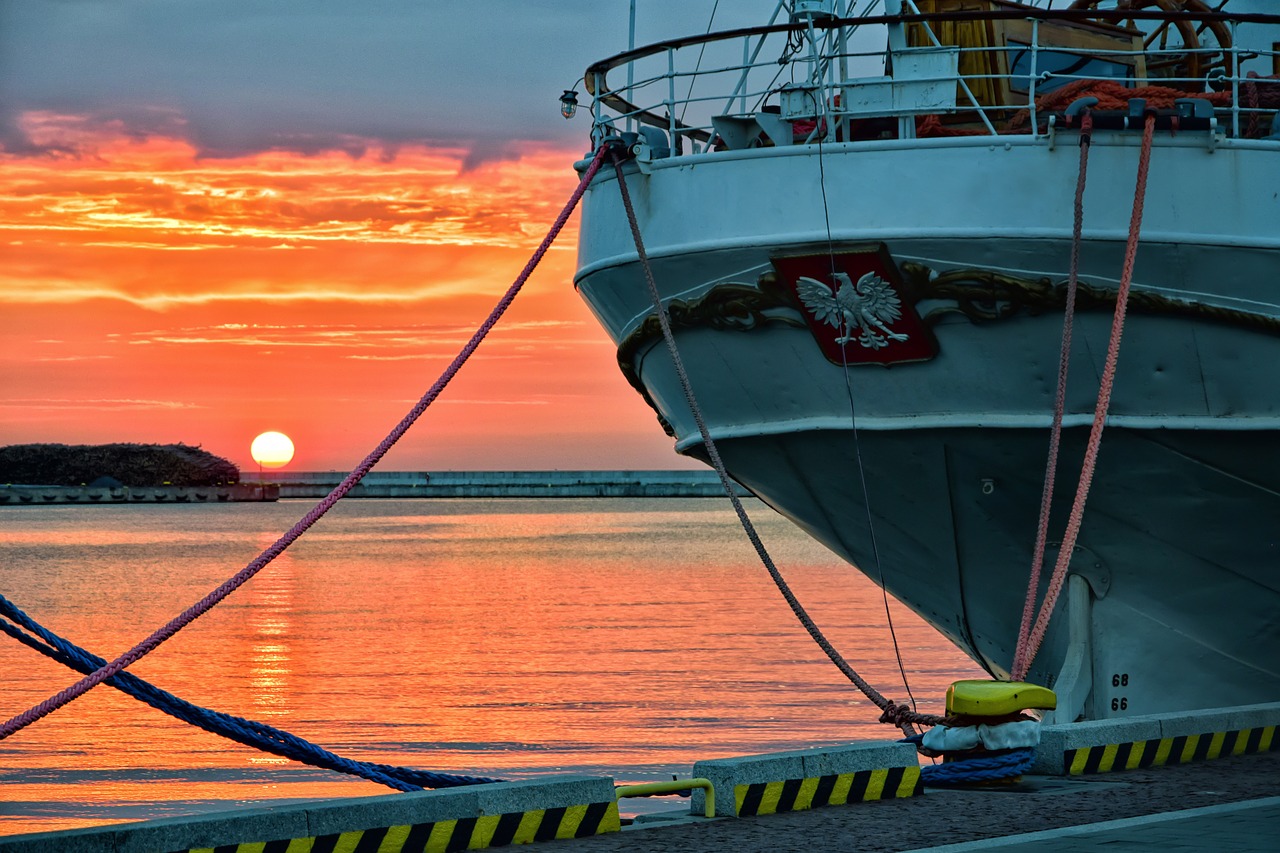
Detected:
[771,246,936,366]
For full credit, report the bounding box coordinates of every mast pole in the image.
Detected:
[628,0,637,132]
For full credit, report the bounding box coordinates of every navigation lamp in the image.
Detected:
[560,89,579,120]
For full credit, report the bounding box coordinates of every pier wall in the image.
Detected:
[264,470,746,499]
[0,483,276,505]
[0,471,747,503]
[1034,701,1280,776]
[0,775,620,853]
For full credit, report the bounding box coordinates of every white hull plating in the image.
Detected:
[579,136,1279,338]
[575,135,1280,720]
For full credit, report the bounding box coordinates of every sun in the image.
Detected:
[250,431,295,469]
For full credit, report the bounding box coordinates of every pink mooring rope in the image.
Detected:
[1012,112,1157,681]
[1011,111,1093,679]
[0,146,610,742]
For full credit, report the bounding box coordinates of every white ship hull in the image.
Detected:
[576,133,1280,720]
[571,2,1280,720]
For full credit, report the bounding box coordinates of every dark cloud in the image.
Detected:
[459,139,525,173]
[0,0,771,162]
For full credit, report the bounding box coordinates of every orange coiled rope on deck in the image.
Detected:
[1005,77,1280,138]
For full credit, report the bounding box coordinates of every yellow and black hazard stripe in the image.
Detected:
[182,799,620,853]
[1064,724,1276,776]
[733,765,922,817]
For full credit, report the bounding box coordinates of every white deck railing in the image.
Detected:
[583,5,1279,153]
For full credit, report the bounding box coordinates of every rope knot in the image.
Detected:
[879,702,915,727]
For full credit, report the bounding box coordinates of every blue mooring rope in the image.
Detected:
[0,594,501,791]
[903,734,1037,786]
[920,747,1036,785]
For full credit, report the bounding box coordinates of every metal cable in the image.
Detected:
[679,0,721,125]
[815,122,920,718]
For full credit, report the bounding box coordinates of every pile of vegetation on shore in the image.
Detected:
[0,443,240,487]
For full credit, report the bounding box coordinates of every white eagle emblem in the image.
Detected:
[796,271,909,350]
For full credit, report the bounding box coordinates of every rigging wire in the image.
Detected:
[608,145,950,733]
[814,109,920,717]
[679,0,722,125]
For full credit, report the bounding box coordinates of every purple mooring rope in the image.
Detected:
[0,145,609,742]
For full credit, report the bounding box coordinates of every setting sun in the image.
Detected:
[250,431,295,469]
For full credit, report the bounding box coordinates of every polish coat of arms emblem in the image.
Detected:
[772,246,937,366]
[796,271,907,350]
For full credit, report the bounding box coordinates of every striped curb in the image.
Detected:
[181,801,620,853]
[0,776,618,853]
[1064,724,1276,775]
[734,765,922,817]
[693,741,922,818]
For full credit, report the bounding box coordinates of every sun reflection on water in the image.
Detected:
[245,546,295,718]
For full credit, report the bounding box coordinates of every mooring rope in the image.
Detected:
[1011,111,1093,680]
[0,594,500,790]
[922,748,1035,785]
[900,732,1036,786]
[609,146,949,732]
[0,145,610,743]
[1012,111,1158,680]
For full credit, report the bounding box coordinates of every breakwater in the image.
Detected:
[0,483,277,505]
[263,470,746,499]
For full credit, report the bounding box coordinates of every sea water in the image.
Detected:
[0,498,983,835]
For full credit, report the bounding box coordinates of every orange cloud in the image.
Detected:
[0,117,686,472]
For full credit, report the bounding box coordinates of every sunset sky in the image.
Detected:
[0,1,776,474]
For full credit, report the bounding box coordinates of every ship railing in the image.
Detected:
[583,6,1279,156]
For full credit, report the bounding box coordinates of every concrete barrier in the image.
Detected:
[0,484,274,505]
[1034,701,1280,776]
[263,470,749,499]
[0,776,620,853]
[691,742,922,817]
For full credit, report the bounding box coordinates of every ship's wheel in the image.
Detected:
[1067,0,1234,83]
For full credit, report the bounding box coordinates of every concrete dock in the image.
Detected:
[554,749,1280,852]
[0,483,276,505]
[2,702,1275,852]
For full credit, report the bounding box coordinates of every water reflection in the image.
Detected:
[0,498,983,836]
[245,541,295,718]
